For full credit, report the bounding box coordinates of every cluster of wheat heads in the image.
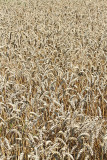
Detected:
[0,0,107,159]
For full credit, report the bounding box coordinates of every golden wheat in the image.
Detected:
[0,0,107,159]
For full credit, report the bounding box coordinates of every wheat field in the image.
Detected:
[0,0,107,159]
